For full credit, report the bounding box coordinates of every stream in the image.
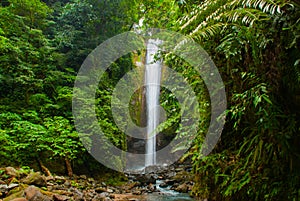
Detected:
[146,194,195,201]
[146,180,195,201]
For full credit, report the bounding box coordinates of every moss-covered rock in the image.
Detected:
[22,172,47,187]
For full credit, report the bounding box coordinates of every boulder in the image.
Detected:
[5,167,19,177]
[0,183,19,193]
[3,189,24,201]
[175,183,189,193]
[22,172,47,187]
[144,165,165,174]
[135,174,156,185]
[24,186,51,201]
[158,182,168,188]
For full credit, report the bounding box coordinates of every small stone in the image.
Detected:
[106,188,113,193]
[148,183,155,192]
[87,178,94,182]
[63,180,71,187]
[46,176,54,181]
[54,176,65,181]
[10,198,28,201]
[132,190,142,195]
[175,168,184,172]
[53,194,70,201]
[99,192,110,197]
[95,187,106,193]
[128,199,140,201]
[79,175,87,180]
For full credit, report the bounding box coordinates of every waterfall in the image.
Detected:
[145,39,162,167]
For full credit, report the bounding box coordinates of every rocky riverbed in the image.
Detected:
[0,165,195,201]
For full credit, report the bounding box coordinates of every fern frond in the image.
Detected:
[180,0,283,41]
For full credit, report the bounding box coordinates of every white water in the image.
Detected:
[145,39,162,167]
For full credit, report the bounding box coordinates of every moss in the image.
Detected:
[101,172,128,186]
[3,190,24,201]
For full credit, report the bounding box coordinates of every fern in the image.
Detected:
[180,0,282,41]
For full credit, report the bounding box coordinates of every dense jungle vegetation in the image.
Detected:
[0,0,299,200]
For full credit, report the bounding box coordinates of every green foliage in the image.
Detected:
[9,0,52,29]
[1,0,299,198]
[140,0,300,200]
[169,0,300,200]
[0,0,137,174]
[43,116,85,160]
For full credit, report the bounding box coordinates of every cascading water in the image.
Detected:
[145,39,162,167]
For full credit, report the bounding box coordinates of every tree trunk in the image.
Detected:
[38,159,52,176]
[65,158,73,177]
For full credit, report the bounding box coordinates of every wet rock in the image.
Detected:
[165,179,175,185]
[158,182,168,188]
[23,172,47,187]
[135,174,156,185]
[148,183,156,192]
